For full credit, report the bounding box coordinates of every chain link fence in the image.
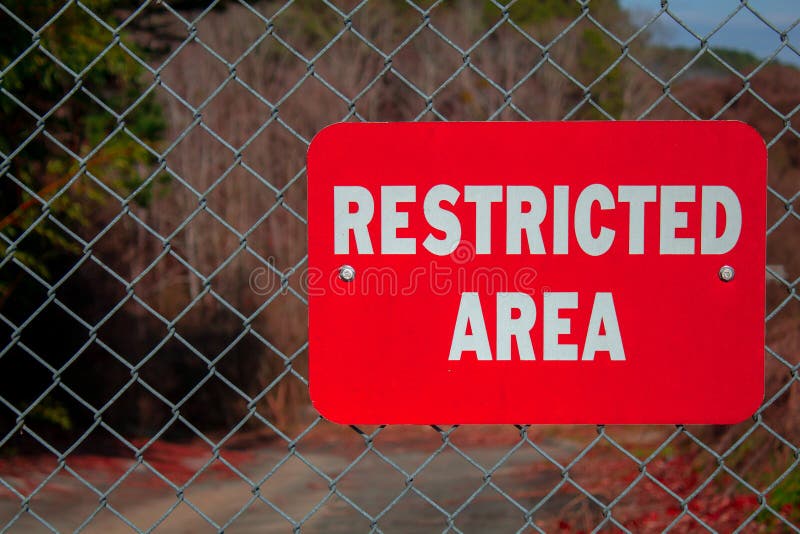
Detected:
[0,0,799,532]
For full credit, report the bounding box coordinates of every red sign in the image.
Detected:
[307,122,766,424]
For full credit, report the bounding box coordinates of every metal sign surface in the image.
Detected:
[307,121,766,424]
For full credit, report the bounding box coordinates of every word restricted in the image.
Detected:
[335,185,741,256]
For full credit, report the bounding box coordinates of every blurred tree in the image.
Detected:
[0,0,164,307]
[480,0,629,118]
[0,0,164,434]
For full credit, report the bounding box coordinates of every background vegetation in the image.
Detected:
[1,0,798,523]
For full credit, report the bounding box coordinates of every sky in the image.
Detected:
[618,0,800,65]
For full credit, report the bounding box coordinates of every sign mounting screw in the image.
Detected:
[339,265,356,282]
[719,265,735,282]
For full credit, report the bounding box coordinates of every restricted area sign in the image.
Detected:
[307,121,766,424]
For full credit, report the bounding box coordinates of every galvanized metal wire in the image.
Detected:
[1,0,799,532]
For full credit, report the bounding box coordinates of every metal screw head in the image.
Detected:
[719,265,735,282]
[338,264,356,282]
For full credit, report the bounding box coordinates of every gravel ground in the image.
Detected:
[0,425,675,533]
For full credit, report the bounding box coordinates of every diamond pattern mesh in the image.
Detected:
[0,0,798,532]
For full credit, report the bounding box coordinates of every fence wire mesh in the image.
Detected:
[0,0,798,532]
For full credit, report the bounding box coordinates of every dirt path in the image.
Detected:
[6,425,733,532]
[80,445,572,532]
[0,428,587,533]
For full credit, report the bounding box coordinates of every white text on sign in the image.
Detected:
[333,185,742,256]
[448,291,624,362]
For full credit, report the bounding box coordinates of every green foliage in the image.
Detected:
[28,398,72,431]
[487,0,624,26]
[0,1,164,300]
[274,0,340,48]
[709,48,762,71]
[0,2,165,436]
[476,0,628,119]
[578,28,625,118]
[503,0,581,24]
[648,45,763,78]
[768,468,800,523]
[753,465,800,527]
